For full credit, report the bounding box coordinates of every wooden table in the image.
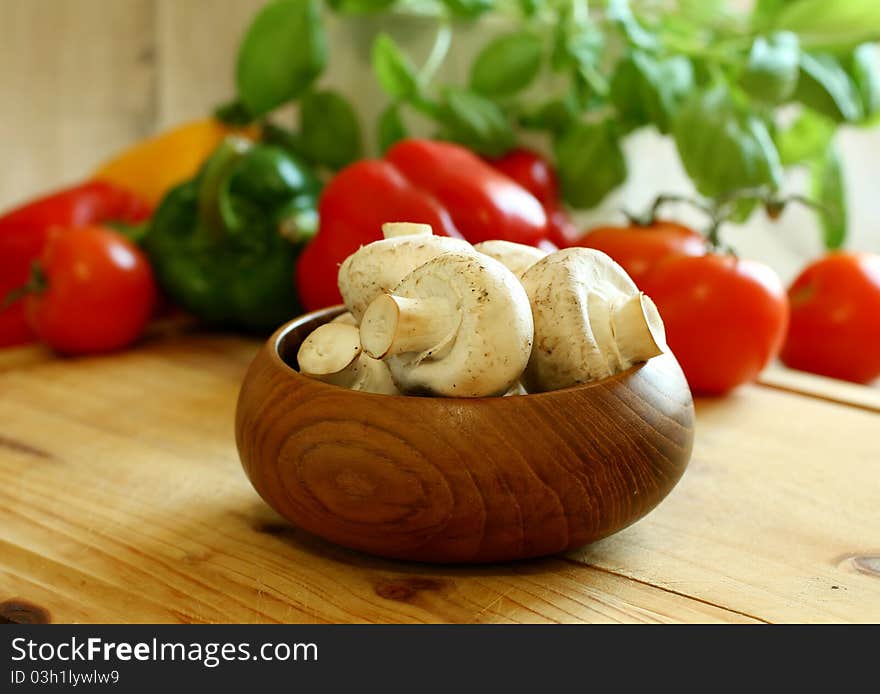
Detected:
[1,335,878,624]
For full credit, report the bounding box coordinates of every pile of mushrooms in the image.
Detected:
[296,222,667,397]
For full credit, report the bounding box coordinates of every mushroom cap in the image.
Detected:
[384,252,534,397]
[473,240,548,278]
[338,234,474,321]
[520,247,656,392]
[331,311,358,326]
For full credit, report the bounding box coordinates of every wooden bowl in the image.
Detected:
[235,306,694,563]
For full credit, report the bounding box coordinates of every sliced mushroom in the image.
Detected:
[520,247,666,392]
[338,225,474,321]
[473,240,548,278]
[297,322,399,395]
[360,252,534,397]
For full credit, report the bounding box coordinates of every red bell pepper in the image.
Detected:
[488,148,581,248]
[296,139,548,311]
[0,180,152,347]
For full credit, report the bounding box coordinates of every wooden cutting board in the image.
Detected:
[1,335,878,623]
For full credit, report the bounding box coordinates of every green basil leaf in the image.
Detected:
[795,52,863,122]
[470,31,543,97]
[437,87,515,157]
[519,93,579,133]
[236,0,327,117]
[610,51,694,134]
[738,32,800,104]
[750,0,790,32]
[673,86,783,200]
[811,140,847,248]
[676,0,726,25]
[607,0,660,50]
[776,109,835,165]
[551,13,604,73]
[518,0,539,17]
[567,24,605,70]
[440,0,495,19]
[554,120,627,208]
[609,60,644,132]
[372,34,421,101]
[377,103,407,153]
[299,90,363,169]
[327,0,396,14]
[848,43,880,122]
[773,0,880,47]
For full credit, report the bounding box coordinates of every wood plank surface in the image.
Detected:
[759,366,880,413]
[570,386,880,623]
[0,334,877,623]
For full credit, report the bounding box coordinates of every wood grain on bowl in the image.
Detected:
[235,307,695,563]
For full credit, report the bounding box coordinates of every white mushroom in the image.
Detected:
[520,247,665,393]
[297,322,399,395]
[473,240,548,278]
[381,222,433,238]
[337,224,474,321]
[331,311,358,326]
[360,252,534,397]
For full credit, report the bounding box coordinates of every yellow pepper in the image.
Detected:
[93,118,258,206]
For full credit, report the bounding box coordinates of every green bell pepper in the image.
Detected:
[145,137,319,331]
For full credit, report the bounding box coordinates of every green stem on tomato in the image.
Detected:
[705,217,724,249]
[1,262,47,310]
[624,193,716,227]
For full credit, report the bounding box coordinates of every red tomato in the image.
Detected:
[641,254,789,395]
[545,209,581,248]
[489,148,560,206]
[576,221,708,285]
[0,180,152,348]
[25,226,157,354]
[781,252,880,384]
[488,148,580,247]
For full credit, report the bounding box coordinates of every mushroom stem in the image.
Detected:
[360,294,458,359]
[297,322,400,394]
[611,293,665,365]
[297,323,363,386]
[382,222,433,239]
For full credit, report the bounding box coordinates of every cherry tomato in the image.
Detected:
[25,226,157,354]
[488,148,580,247]
[576,221,708,286]
[641,254,789,395]
[489,149,557,207]
[781,252,880,384]
[545,209,581,248]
